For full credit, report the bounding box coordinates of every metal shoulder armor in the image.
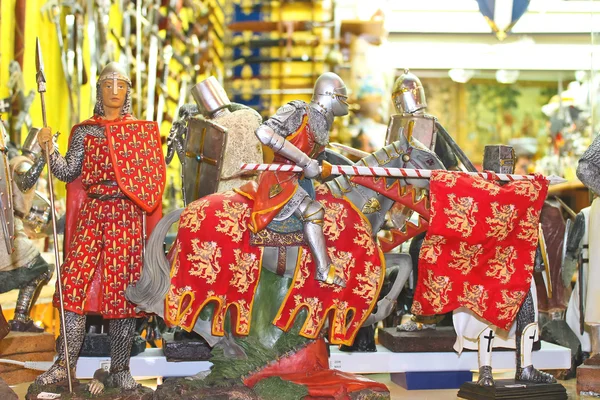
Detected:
[265,100,305,137]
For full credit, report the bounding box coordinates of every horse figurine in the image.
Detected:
[127,133,445,398]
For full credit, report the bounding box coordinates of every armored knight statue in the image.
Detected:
[166,77,263,203]
[453,145,555,387]
[32,62,165,393]
[564,200,598,358]
[568,134,600,357]
[389,69,476,332]
[0,124,52,332]
[237,72,348,287]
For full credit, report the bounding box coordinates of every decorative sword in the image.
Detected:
[35,38,73,393]
[239,162,567,185]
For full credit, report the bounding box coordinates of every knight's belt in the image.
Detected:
[87,181,127,200]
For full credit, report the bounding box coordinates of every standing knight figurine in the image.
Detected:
[32,62,165,393]
[453,145,555,387]
[237,72,349,287]
[0,124,52,332]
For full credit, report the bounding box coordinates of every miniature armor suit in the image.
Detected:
[565,200,600,353]
[238,72,349,287]
[34,62,164,390]
[0,132,51,332]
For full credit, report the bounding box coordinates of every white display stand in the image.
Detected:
[328,341,571,373]
[75,341,571,379]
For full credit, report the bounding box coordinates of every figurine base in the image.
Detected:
[0,331,55,384]
[378,326,457,352]
[26,381,154,400]
[392,370,472,390]
[577,354,600,395]
[162,334,212,362]
[457,380,567,400]
[80,333,146,357]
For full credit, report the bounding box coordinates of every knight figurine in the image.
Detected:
[32,62,165,394]
[237,72,349,287]
[390,70,474,332]
[166,77,263,203]
[567,133,600,361]
[453,145,556,387]
[0,124,52,333]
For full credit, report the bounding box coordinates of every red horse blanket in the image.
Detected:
[412,171,549,330]
[165,184,384,345]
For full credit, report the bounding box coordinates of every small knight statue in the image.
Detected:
[567,133,600,362]
[0,124,52,333]
[454,145,555,386]
[166,77,263,203]
[237,72,349,287]
[389,69,475,332]
[32,62,165,394]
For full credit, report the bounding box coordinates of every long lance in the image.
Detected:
[36,38,73,393]
[240,162,567,185]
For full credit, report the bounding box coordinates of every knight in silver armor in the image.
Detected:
[395,69,476,332]
[244,72,348,287]
[386,69,474,171]
[166,78,262,199]
[0,125,52,333]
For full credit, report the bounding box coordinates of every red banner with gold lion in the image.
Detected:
[412,171,549,330]
[105,120,166,213]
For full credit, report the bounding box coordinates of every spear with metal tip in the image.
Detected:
[240,162,568,185]
[36,37,73,393]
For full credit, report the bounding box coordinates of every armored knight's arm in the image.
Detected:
[13,155,45,192]
[45,127,87,183]
[578,134,600,194]
[166,104,198,165]
[562,211,585,287]
[255,101,319,178]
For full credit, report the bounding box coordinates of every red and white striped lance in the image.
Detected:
[240,162,567,185]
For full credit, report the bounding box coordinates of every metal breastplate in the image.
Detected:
[385,113,436,150]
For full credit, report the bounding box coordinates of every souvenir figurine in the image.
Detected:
[30,62,165,395]
[166,76,263,204]
[128,72,446,398]
[411,144,565,398]
[565,201,596,358]
[569,133,600,395]
[450,145,555,388]
[385,69,476,333]
[0,123,52,333]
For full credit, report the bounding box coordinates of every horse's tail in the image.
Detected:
[126,208,184,317]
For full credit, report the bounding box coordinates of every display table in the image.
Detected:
[73,341,571,380]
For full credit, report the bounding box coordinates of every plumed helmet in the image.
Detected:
[191,76,231,117]
[98,62,131,87]
[310,72,349,118]
[392,69,427,114]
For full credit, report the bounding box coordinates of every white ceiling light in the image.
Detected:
[448,69,475,83]
[496,69,520,84]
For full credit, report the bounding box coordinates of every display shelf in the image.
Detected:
[327,342,571,374]
[74,341,570,379]
[75,348,212,380]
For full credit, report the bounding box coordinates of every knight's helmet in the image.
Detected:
[392,69,427,115]
[21,127,42,159]
[95,62,132,116]
[190,76,231,117]
[483,145,516,174]
[310,72,349,120]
